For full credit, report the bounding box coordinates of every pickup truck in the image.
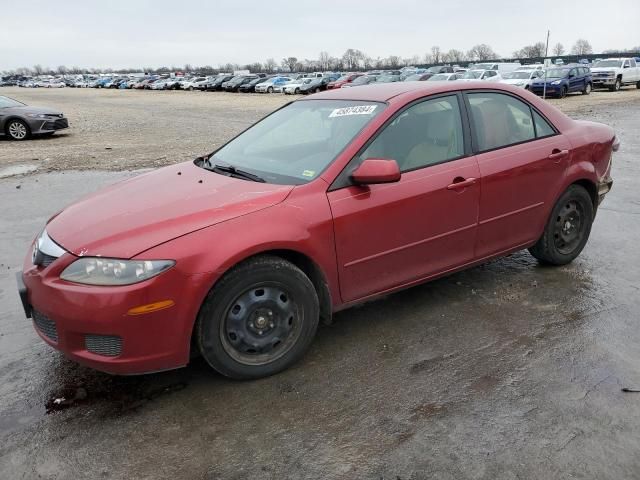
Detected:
[590,58,640,91]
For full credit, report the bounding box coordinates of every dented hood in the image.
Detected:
[46,161,293,258]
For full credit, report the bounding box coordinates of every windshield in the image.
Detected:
[0,96,25,108]
[376,75,399,83]
[502,72,531,79]
[462,70,482,79]
[207,100,384,185]
[592,60,623,68]
[427,66,443,73]
[405,74,424,81]
[473,63,494,70]
[428,74,450,81]
[334,75,349,82]
[545,68,569,79]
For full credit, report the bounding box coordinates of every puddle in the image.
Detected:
[0,164,38,178]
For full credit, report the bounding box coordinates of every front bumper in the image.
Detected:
[20,247,210,375]
[592,77,616,86]
[530,84,562,96]
[29,117,69,134]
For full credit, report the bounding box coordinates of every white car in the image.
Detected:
[590,58,640,91]
[255,77,292,93]
[516,64,545,72]
[180,77,207,91]
[470,62,521,74]
[283,78,315,94]
[499,70,544,89]
[426,73,460,81]
[457,70,502,82]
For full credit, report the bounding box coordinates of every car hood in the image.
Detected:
[7,106,63,116]
[590,67,618,73]
[46,161,294,258]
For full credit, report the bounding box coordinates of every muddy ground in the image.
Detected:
[1,87,640,479]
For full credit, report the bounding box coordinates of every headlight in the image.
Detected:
[551,80,561,85]
[28,113,49,119]
[60,258,175,286]
[515,82,525,86]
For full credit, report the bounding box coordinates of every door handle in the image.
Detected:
[447,177,477,190]
[548,149,569,161]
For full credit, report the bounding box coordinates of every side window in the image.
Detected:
[532,110,555,138]
[468,92,536,151]
[630,59,637,67]
[358,95,465,172]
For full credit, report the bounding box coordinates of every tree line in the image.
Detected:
[3,40,639,77]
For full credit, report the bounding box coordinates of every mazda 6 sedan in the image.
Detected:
[18,82,616,379]
[1,95,68,140]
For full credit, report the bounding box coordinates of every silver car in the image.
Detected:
[0,95,68,140]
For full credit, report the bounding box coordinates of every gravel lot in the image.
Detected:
[1,86,640,479]
[1,85,640,175]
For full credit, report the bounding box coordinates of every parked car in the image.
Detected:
[530,65,592,98]
[17,82,616,379]
[590,58,640,91]
[238,77,269,93]
[426,73,460,81]
[375,74,402,84]
[458,70,502,82]
[0,95,69,140]
[283,78,315,94]
[404,73,434,81]
[180,77,207,91]
[298,76,333,94]
[517,64,545,72]
[255,76,292,93]
[340,75,376,88]
[205,75,234,91]
[226,75,260,92]
[327,73,364,89]
[470,62,521,74]
[45,80,66,88]
[499,70,544,89]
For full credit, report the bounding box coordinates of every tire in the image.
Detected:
[188,86,193,91]
[196,255,320,379]
[582,82,592,95]
[295,88,300,94]
[609,78,621,92]
[559,86,568,98]
[267,86,273,93]
[6,119,30,140]
[636,81,640,89]
[528,185,594,266]
[314,87,320,93]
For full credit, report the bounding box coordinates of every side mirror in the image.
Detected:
[568,73,575,78]
[351,159,401,185]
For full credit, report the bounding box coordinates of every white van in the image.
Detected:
[471,62,522,74]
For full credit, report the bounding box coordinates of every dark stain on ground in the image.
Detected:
[409,352,458,374]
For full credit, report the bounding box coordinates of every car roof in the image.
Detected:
[300,81,537,103]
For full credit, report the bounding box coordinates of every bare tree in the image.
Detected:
[33,64,45,75]
[446,49,466,63]
[264,58,277,73]
[467,44,497,61]
[385,55,402,68]
[514,42,546,58]
[56,65,68,75]
[571,39,593,55]
[318,51,331,71]
[431,46,442,64]
[281,57,298,72]
[552,43,565,56]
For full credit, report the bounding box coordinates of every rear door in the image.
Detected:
[464,91,571,258]
[328,94,480,302]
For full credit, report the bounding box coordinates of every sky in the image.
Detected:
[1,0,639,71]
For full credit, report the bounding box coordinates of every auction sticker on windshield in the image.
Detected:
[329,105,377,118]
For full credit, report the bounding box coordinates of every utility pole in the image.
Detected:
[543,30,550,100]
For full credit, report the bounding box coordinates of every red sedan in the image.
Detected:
[18,82,616,379]
[327,73,364,89]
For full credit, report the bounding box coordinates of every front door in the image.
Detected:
[328,94,480,302]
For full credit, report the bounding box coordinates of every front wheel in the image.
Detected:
[582,82,592,95]
[267,86,273,93]
[610,78,621,92]
[559,85,568,98]
[196,256,320,379]
[6,119,30,140]
[528,185,594,265]
[314,87,320,93]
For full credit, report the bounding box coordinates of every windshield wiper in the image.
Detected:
[201,157,265,183]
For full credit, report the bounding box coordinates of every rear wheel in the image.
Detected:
[6,119,30,140]
[196,256,320,379]
[582,82,592,95]
[528,185,594,265]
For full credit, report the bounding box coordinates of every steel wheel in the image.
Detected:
[7,120,29,140]
[220,283,301,366]
[583,83,592,95]
[552,201,586,255]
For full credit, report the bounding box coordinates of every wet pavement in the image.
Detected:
[1,101,640,479]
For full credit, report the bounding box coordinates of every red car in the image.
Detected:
[327,73,364,89]
[18,82,616,379]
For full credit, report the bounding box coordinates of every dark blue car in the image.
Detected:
[530,65,592,98]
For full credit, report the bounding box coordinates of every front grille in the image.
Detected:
[85,335,123,357]
[33,310,58,342]
[43,118,68,130]
[40,253,58,267]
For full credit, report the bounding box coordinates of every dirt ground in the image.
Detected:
[1,85,640,175]
[1,86,640,479]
